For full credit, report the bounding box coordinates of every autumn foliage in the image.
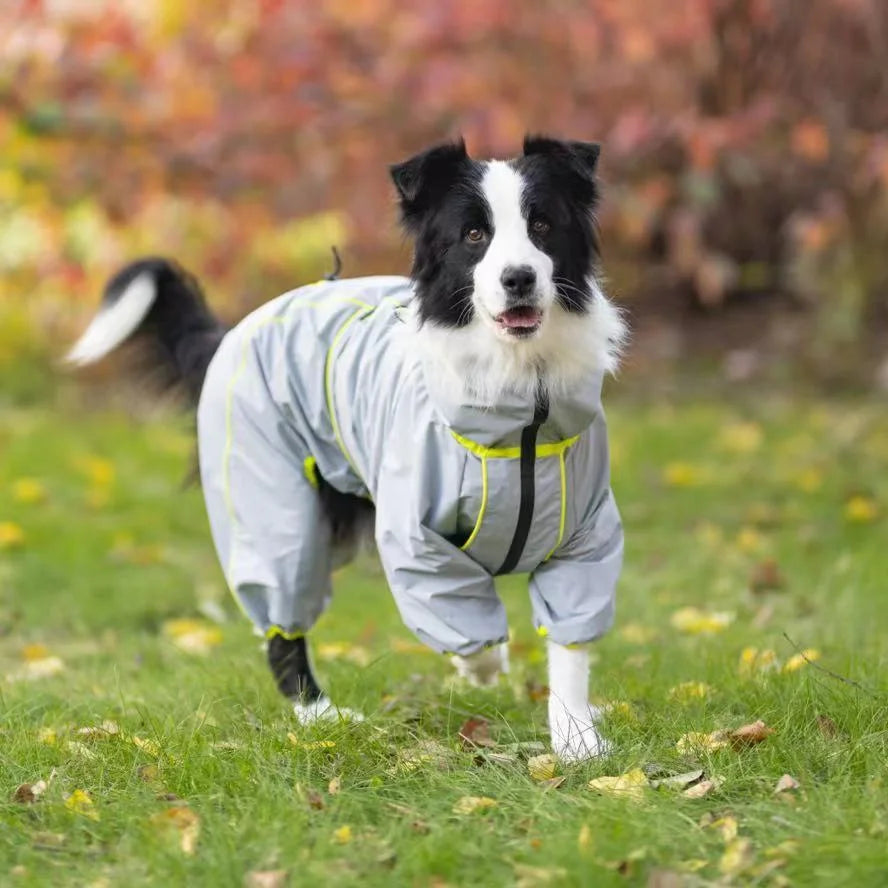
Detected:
[1,0,887,381]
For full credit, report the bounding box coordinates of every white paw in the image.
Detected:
[549,700,609,762]
[292,695,364,725]
[452,643,510,687]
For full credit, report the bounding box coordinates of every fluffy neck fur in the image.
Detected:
[412,280,627,408]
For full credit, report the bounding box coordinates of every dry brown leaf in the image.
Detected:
[452,795,498,815]
[13,780,47,804]
[327,776,341,795]
[244,871,288,888]
[457,717,494,748]
[527,753,558,782]
[682,778,722,799]
[650,769,704,790]
[774,774,800,794]
[305,789,325,811]
[750,558,785,594]
[524,678,549,702]
[538,776,566,791]
[816,714,839,738]
[150,805,200,855]
[729,720,775,748]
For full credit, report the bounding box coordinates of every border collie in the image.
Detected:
[68,135,626,761]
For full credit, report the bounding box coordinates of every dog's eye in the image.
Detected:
[531,219,550,235]
[465,228,486,243]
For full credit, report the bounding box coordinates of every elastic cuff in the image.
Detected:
[265,625,306,641]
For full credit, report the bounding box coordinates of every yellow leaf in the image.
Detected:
[717,422,763,454]
[22,643,50,662]
[675,731,729,754]
[65,789,99,820]
[332,824,353,844]
[708,815,739,842]
[12,478,46,504]
[287,733,335,749]
[844,496,878,523]
[453,796,498,815]
[619,623,658,644]
[0,521,26,549]
[784,649,820,672]
[328,776,341,795]
[668,681,713,702]
[739,647,779,676]
[794,468,823,493]
[75,456,116,487]
[662,462,703,487]
[162,619,222,655]
[150,806,200,855]
[735,527,764,553]
[719,837,753,876]
[132,736,161,757]
[317,642,371,666]
[670,607,734,635]
[37,727,57,746]
[587,768,648,801]
[527,754,558,782]
[577,823,592,854]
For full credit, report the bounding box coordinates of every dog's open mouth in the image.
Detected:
[494,305,543,337]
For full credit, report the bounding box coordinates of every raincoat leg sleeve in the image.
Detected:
[197,333,332,638]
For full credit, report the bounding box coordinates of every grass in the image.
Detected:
[1,394,887,886]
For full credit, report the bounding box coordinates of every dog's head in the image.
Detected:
[391,135,601,343]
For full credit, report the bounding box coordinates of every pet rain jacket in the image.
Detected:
[197,276,623,656]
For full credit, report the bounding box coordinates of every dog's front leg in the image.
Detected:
[546,640,607,761]
[452,642,510,687]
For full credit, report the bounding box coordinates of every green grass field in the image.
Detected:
[1,396,887,886]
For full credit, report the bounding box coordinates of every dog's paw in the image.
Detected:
[451,643,509,687]
[548,700,609,762]
[292,696,364,724]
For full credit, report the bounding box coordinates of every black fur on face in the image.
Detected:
[391,139,490,328]
[390,135,602,328]
[515,136,601,314]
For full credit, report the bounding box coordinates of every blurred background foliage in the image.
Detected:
[2,0,887,400]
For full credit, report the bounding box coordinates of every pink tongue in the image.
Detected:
[498,308,541,328]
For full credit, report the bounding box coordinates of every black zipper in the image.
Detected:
[495,384,549,575]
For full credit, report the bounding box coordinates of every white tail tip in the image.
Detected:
[66,273,157,366]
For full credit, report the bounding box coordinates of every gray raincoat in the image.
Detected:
[197,276,623,655]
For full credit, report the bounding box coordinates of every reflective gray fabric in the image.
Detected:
[196,277,622,654]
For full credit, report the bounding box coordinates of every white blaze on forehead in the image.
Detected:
[473,161,554,317]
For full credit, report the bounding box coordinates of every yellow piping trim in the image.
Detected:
[265,625,305,641]
[460,455,488,551]
[450,430,580,460]
[303,456,319,489]
[543,448,568,561]
[324,306,369,473]
[537,626,549,638]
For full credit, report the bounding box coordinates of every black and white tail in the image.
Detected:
[67,258,226,404]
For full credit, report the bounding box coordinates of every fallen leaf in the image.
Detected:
[328,776,341,795]
[707,816,739,842]
[524,678,549,702]
[31,832,67,850]
[457,717,494,748]
[670,607,734,635]
[137,764,161,784]
[662,462,703,487]
[150,805,200,854]
[739,647,779,676]
[619,623,658,645]
[650,769,704,790]
[65,789,99,820]
[389,739,452,774]
[729,720,775,748]
[682,778,722,799]
[577,823,592,853]
[587,768,648,801]
[13,780,47,803]
[719,837,753,876]
[647,870,686,888]
[162,619,222,655]
[668,682,712,702]
[316,642,371,666]
[676,731,729,753]
[845,495,878,524]
[12,478,47,504]
[774,774,800,794]
[717,421,763,454]
[0,521,26,549]
[66,740,98,759]
[750,559,785,594]
[304,788,325,810]
[538,776,566,791]
[527,753,558,782]
[287,734,336,750]
[244,871,288,888]
[132,736,161,757]
[332,824,353,844]
[37,727,57,745]
[816,714,839,738]
[452,796,498,815]
[783,649,820,672]
[735,527,764,553]
[512,864,566,887]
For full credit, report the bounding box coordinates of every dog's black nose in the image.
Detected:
[501,266,536,298]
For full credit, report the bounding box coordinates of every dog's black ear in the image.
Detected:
[390,139,469,223]
[523,135,601,180]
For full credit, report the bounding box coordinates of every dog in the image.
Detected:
[68,135,627,761]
